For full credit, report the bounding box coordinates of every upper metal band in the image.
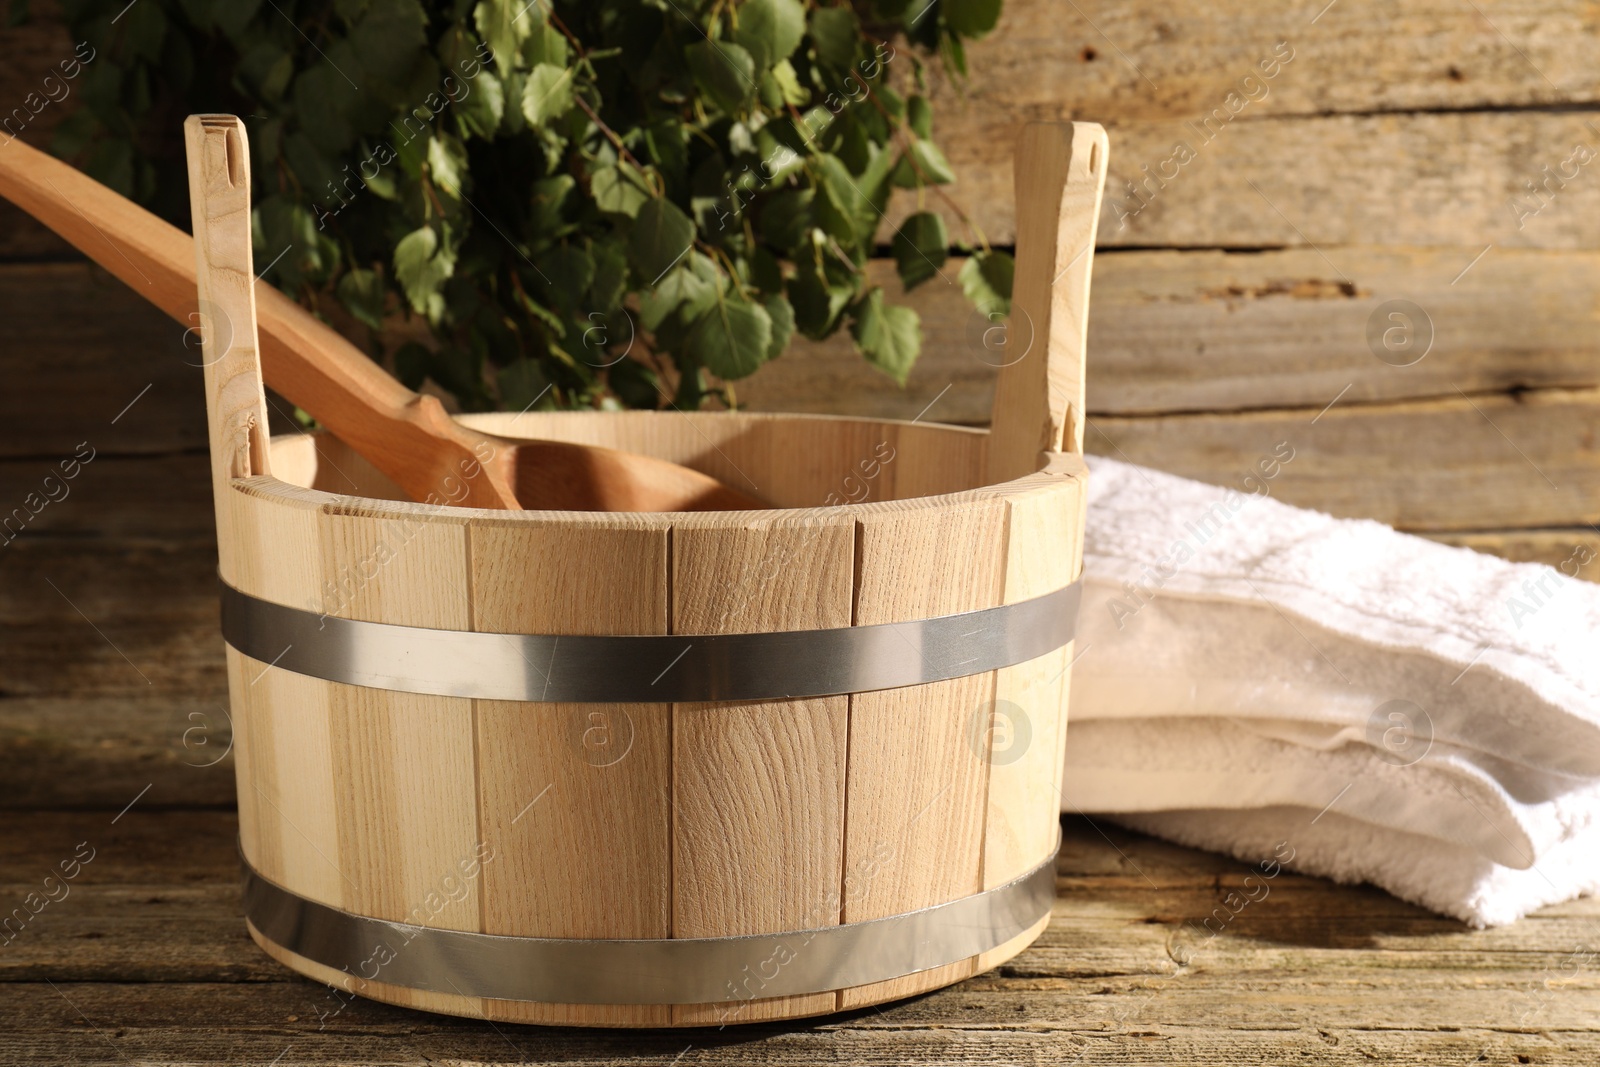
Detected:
[243,843,1058,1005]
[221,579,1081,704]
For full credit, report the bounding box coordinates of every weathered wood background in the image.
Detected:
[4,0,1600,1063]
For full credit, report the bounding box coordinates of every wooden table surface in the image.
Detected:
[8,783,1600,1065]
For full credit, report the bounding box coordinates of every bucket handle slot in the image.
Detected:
[987,122,1110,482]
[185,115,274,489]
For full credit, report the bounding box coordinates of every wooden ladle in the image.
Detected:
[0,123,763,512]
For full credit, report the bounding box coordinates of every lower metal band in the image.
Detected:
[242,844,1058,1005]
[221,579,1081,704]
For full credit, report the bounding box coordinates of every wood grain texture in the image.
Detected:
[988,122,1107,481]
[884,422,989,501]
[890,110,1600,251]
[8,811,1600,1063]
[739,247,1600,423]
[1093,388,1600,530]
[668,511,855,1024]
[316,502,481,1017]
[224,485,339,909]
[185,115,272,579]
[982,460,1088,891]
[468,515,672,1026]
[837,494,1008,1008]
[0,262,202,457]
[923,0,1600,123]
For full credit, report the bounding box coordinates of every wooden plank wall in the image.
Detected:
[2,1,1598,817]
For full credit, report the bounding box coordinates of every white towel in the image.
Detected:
[1063,456,1600,927]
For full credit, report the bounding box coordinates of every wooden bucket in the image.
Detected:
[198,122,1109,1025]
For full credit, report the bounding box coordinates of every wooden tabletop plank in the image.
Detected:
[9,981,1596,1067]
[3,810,1600,1063]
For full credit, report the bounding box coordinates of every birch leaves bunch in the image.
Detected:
[56,0,1008,411]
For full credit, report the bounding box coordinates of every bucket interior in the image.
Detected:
[268,410,990,511]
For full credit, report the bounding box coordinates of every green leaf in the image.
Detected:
[292,65,356,153]
[498,359,551,411]
[644,119,689,191]
[684,39,756,114]
[688,293,773,380]
[456,71,505,139]
[394,226,455,317]
[516,287,567,335]
[521,63,575,127]
[629,197,695,283]
[892,139,957,187]
[908,94,934,139]
[499,70,526,132]
[529,174,576,235]
[789,263,853,339]
[750,246,785,293]
[899,0,936,30]
[809,7,859,68]
[734,0,805,72]
[857,139,898,205]
[891,211,948,291]
[639,269,692,332]
[766,58,808,106]
[607,357,661,409]
[281,133,342,211]
[758,189,812,251]
[958,249,1014,317]
[536,244,595,314]
[591,164,650,218]
[763,293,795,360]
[942,31,968,76]
[336,268,387,330]
[50,110,96,160]
[521,22,570,68]
[351,1,427,87]
[589,240,629,311]
[238,42,293,101]
[426,134,469,198]
[641,252,724,332]
[474,0,531,69]
[942,0,1003,37]
[122,0,166,63]
[913,140,958,185]
[851,288,920,384]
[50,0,976,416]
[813,154,875,246]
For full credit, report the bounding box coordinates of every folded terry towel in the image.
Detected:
[1063,456,1600,927]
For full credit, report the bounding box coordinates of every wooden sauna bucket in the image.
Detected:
[209,123,1109,1025]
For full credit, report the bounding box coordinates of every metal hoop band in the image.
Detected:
[221,579,1081,704]
[242,843,1058,1005]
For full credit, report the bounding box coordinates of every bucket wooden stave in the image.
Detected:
[196,121,1109,1025]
